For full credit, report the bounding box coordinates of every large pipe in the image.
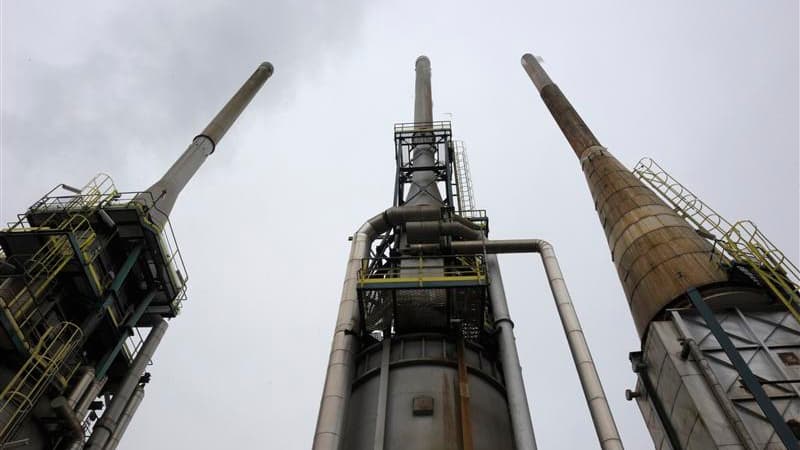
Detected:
[520,53,727,336]
[421,238,624,449]
[51,397,83,448]
[85,319,168,450]
[313,206,442,450]
[65,376,108,450]
[103,385,145,450]
[143,62,273,226]
[66,366,95,409]
[486,255,538,450]
[74,376,107,420]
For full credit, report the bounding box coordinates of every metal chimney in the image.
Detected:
[521,53,727,336]
[143,62,274,226]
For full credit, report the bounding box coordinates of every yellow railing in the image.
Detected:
[633,157,800,323]
[359,255,487,287]
[719,221,800,323]
[0,322,82,443]
[6,215,96,329]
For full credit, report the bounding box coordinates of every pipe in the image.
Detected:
[313,205,445,450]
[67,366,95,409]
[143,61,273,226]
[486,255,538,450]
[75,376,107,419]
[669,312,758,449]
[85,319,167,450]
[51,397,83,448]
[103,385,145,450]
[447,239,623,449]
[65,377,108,450]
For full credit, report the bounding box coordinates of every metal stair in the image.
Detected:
[0,322,83,444]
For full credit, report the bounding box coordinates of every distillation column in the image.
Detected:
[314,56,529,450]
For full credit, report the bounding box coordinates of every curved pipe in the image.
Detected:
[450,239,624,450]
[313,205,443,450]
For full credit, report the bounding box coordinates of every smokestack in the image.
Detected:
[143,62,273,226]
[521,53,727,336]
[406,55,443,206]
[414,56,433,123]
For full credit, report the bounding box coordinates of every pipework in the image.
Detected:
[411,238,624,450]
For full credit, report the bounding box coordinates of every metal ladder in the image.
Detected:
[633,157,800,324]
[453,141,477,214]
[3,215,97,347]
[0,322,83,444]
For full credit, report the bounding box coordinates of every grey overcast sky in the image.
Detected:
[1,1,798,449]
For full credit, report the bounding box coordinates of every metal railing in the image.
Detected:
[0,322,83,444]
[107,191,188,311]
[393,121,452,134]
[717,221,800,322]
[633,157,800,324]
[359,254,487,287]
[453,141,476,213]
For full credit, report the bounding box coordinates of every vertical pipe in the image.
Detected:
[372,339,391,450]
[85,319,168,450]
[313,221,378,450]
[456,337,474,450]
[75,376,107,419]
[67,366,95,409]
[537,243,624,450]
[103,386,145,450]
[486,255,538,450]
[452,240,624,449]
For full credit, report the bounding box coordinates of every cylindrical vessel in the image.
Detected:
[521,53,728,336]
[343,334,515,450]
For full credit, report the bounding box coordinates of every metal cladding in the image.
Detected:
[143,62,273,225]
[520,53,728,336]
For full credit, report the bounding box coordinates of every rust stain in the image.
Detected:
[442,372,458,450]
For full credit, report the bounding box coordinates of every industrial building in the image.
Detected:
[0,62,272,449]
[1,51,798,450]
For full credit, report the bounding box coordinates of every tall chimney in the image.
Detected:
[521,54,727,336]
[406,55,443,206]
[143,62,273,226]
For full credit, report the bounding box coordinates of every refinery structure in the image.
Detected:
[0,62,272,449]
[1,53,799,450]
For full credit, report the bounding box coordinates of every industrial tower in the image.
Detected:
[0,62,272,449]
[522,54,800,449]
[313,56,624,450]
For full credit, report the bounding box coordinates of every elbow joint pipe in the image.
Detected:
[451,238,624,450]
